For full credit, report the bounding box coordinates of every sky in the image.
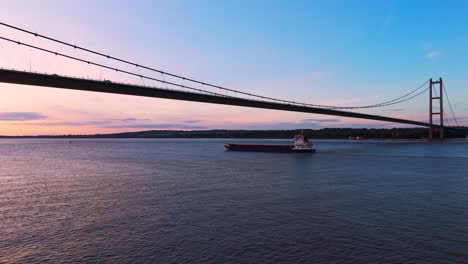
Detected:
[0,0,467,135]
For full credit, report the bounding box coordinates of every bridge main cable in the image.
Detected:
[443,82,459,127]
[0,36,231,98]
[0,22,431,110]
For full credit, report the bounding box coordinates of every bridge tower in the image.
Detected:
[429,78,444,141]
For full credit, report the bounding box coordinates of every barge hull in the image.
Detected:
[224,144,315,153]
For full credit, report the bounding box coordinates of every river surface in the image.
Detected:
[1,139,468,263]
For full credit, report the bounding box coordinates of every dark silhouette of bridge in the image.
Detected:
[0,69,444,129]
[0,22,461,140]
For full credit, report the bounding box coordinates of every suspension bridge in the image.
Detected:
[0,22,461,140]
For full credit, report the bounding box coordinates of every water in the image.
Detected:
[1,139,468,263]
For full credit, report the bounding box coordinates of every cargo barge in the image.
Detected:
[224,132,315,153]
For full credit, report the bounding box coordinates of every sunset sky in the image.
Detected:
[1,0,467,135]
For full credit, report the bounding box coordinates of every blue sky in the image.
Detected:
[0,0,467,135]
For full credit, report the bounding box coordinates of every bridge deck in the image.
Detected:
[0,69,438,128]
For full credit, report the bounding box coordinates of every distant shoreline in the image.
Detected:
[1,138,467,141]
[1,128,466,140]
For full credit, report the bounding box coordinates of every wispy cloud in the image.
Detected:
[236,122,323,130]
[328,122,399,129]
[234,120,341,130]
[28,120,113,126]
[20,119,207,130]
[382,13,393,30]
[0,112,48,121]
[302,118,340,123]
[427,50,441,59]
[184,119,204,123]
[102,123,207,129]
[423,42,441,60]
[379,8,393,35]
[112,118,149,122]
[451,116,468,123]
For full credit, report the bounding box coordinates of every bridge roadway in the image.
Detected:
[0,69,438,128]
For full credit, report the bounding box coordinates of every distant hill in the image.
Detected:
[1,128,467,139]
